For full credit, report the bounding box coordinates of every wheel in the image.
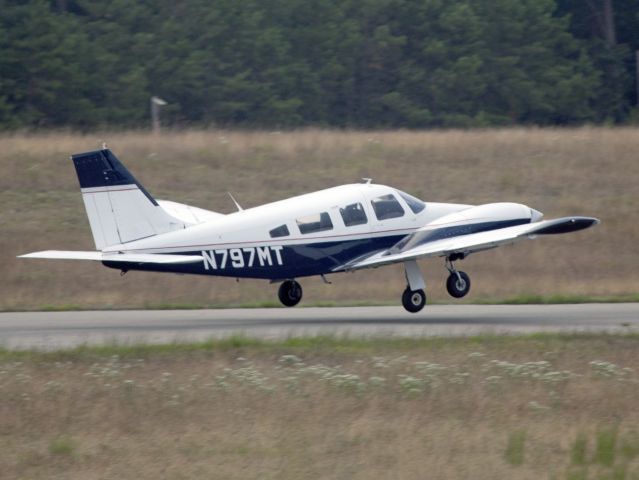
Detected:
[446,271,471,298]
[402,287,426,313]
[278,280,302,307]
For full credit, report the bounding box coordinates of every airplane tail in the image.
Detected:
[72,148,187,249]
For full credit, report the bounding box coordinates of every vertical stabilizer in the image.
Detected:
[72,149,185,249]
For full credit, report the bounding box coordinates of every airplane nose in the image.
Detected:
[530,208,544,222]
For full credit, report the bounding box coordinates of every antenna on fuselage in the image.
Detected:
[227,192,243,212]
[362,178,373,184]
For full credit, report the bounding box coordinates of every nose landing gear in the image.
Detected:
[445,257,471,298]
[278,279,303,307]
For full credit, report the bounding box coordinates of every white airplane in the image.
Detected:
[20,148,599,313]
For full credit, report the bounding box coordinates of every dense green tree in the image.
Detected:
[360,0,600,126]
[0,0,97,127]
[0,0,637,129]
[557,0,639,118]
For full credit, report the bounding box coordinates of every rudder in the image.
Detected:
[72,149,185,249]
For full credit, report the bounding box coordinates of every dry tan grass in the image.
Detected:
[0,127,637,309]
[1,336,638,479]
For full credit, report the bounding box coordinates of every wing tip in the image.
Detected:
[17,251,51,259]
[532,216,600,235]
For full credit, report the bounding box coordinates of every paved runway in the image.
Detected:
[0,304,637,349]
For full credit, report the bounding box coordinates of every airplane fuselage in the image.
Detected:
[102,184,475,279]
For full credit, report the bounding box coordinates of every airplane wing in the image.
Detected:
[18,251,203,264]
[335,216,599,271]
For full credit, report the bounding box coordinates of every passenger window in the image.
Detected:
[269,224,290,238]
[340,202,368,227]
[397,190,426,214]
[296,212,333,234]
[371,194,405,220]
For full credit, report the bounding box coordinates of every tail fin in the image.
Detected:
[72,149,185,249]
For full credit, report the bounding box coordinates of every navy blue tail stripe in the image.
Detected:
[71,149,158,206]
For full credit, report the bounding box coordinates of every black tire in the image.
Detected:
[401,287,426,313]
[446,271,471,298]
[278,280,303,307]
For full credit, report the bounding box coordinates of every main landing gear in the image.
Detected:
[399,256,472,313]
[445,257,471,298]
[402,260,427,313]
[402,287,426,313]
[277,257,472,312]
[278,279,303,307]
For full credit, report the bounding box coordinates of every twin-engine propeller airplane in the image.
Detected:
[20,148,599,313]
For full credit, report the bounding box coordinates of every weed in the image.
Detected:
[565,468,588,480]
[595,428,618,466]
[620,430,639,460]
[571,433,588,466]
[504,430,526,466]
[48,435,76,455]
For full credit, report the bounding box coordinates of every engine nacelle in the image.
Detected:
[394,203,542,253]
[429,202,541,228]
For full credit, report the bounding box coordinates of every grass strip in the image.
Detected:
[2,293,638,312]
[1,331,638,361]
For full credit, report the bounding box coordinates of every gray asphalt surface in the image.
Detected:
[0,304,637,350]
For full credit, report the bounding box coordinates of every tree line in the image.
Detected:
[1,0,638,130]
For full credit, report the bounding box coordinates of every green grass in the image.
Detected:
[620,431,639,460]
[48,435,76,455]
[571,433,588,466]
[504,430,527,466]
[1,331,638,361]
[1,293,637,312]
[566,469,588,480]
[475,294,639,305]
[1,299,396,312]
[596,428,619,467]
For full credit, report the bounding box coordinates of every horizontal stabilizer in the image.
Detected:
[157,200,224,224]
[18,251,202,264]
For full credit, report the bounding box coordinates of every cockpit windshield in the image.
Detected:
[396,190,426,214]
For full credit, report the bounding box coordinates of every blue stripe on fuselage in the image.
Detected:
[102,234,407,279]
[101,218,531,279]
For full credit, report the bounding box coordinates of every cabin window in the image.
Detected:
[371,194,405,220]
[269,224,290,238]
[397,190,426,214]
[340,202,368,227]
[296,212,333,234]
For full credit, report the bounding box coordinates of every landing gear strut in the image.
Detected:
[445,257,471,298]
[278,280,303,307]
[401,260,427,313]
